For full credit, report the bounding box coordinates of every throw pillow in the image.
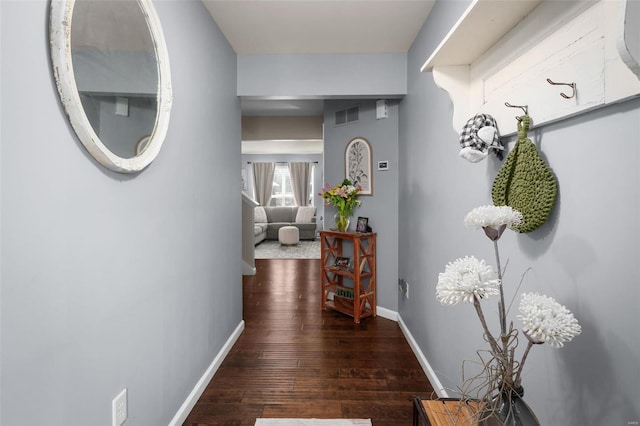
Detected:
[254,206,267,223]
[295,206,316,223]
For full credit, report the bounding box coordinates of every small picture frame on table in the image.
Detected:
[356,217,369,233]
[334,256,351,269]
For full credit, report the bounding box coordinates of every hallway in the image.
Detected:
[183,258,434,425]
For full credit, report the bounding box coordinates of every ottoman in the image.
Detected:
[278,226,299,245]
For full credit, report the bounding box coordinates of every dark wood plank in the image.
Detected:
[182,258,434,426]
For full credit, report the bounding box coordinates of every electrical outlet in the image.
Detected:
[112,388,127,426]
[398,278,409,300]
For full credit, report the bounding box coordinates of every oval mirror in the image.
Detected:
[50,0,172,173]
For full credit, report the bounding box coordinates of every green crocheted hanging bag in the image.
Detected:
[492,115,557,233]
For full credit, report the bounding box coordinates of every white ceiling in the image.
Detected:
[202,0,435,152]
[242,139,325,155]
[202,0,435,55]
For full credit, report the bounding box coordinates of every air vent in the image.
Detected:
[335,106,359,126]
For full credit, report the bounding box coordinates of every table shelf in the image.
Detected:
[320,230,376,324]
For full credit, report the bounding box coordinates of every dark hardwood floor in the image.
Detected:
[183,258,434,426]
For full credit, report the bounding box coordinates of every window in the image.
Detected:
[269,164,314,206]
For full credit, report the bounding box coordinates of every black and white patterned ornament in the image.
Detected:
[459,113,504,162]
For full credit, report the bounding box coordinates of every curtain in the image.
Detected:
[252,162,275,206]
[288,162,312,206]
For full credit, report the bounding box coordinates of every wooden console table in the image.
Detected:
[320,230,376,323]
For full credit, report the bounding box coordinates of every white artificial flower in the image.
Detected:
[436,256,501,306]
[464,205,523,229]
[464,205,524,240]
[518,292,582,348]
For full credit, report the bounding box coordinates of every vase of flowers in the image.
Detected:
[436,205,582,425]
[333,213,351,233]
[320,179,361,232]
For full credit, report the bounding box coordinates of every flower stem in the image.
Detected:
[513,333,543,387]
[493,240,508,346]
[473,296,501,356]
[514,339,535,388]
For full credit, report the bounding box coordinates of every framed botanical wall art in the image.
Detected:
[345,137,372,195]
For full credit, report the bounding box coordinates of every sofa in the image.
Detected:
[254,206,317,244]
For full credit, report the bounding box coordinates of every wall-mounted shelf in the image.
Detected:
[422,0,640,136]
[422,0,543,71]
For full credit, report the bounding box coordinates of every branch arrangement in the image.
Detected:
[436,206,582,420]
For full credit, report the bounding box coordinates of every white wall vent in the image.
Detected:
[335,106,359,126]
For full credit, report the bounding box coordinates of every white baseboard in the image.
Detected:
[396,314,449,398]
[168,320,245,426]
[375,307,447,397]
[376,305,397,321]
[242,260,256,275]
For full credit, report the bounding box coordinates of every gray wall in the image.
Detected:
[73,51,157,95]
[399,1,640,425]
[93,96,156,158]
[0,1,242,425]
[324,99,399,312]
[238,54,407,98]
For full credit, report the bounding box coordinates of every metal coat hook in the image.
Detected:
[505,102,528,120]
[546,78,576,99]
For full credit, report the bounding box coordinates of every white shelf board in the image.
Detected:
[421,0,543,72]
[421,0,640,136]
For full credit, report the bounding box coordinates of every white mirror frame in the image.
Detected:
[49,0,172,174]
